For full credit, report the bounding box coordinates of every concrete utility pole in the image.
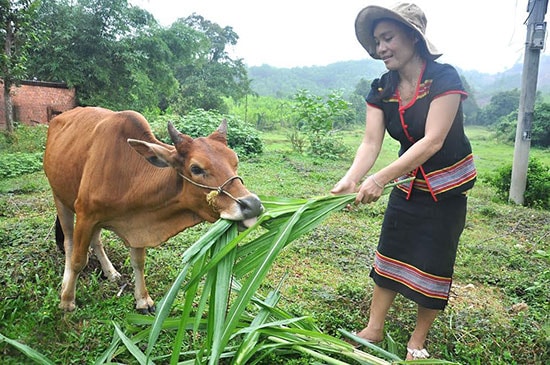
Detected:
[509,0,548,204]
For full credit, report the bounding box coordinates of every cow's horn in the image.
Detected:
[217,119,228,136]
[167,122,183,145]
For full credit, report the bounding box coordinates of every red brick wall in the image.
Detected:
[0,80,76,128]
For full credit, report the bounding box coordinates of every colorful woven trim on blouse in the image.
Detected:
[373,251,451,300]
[396,154,477,196]
[386,79,433,103]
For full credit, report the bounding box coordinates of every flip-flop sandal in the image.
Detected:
[407,347,430,359]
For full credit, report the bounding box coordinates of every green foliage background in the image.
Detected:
[12,0,250,114]
[148,109,264,157]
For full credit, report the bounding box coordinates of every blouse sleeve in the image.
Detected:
[430,63,468,101]
[366,78,383,109]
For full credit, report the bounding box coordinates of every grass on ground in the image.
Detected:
[0,126,548,364]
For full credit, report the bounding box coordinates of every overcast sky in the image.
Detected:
[131,0,549,74]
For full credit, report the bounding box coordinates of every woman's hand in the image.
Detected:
[330,179,356,195]
[355,175,384,205]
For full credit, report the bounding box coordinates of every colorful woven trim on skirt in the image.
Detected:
[373,251,451,301]
[395,154,477,198]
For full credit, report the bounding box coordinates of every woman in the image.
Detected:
[331,3,477,360]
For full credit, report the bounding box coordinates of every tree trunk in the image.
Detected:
[2,11,15,133]
[3,80,14,133]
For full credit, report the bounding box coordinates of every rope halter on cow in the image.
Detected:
[178,173,245,206]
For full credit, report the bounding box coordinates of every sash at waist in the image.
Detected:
[396,154,477,199]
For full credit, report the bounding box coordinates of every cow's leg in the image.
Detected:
[60,214,95,311]
[53,196,74,256]
[90,231,121,282]
[130,247,155,313]
[53,197,79,311]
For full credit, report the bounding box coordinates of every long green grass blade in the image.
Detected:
[339,329,401,361]
[180,219,233,263]
[193,268,214,334]
[112,322,152,365]
[232,275,286,364]
[267,335,390,365]
[208,224,238,362]
[169,253,208,365]
[0,333,55,365]
[145,261,191,359]
[94,329,123,365]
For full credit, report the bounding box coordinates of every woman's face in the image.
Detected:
[373,20,418,70]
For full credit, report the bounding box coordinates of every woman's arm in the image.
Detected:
[331,104,385,195]
[355,93,461,204]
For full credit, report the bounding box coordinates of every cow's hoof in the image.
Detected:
[107,271,122,282]
[136,296,155,314]
[59,301,76,312]
[136,305,156,315]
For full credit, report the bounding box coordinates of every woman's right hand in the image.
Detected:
[330,179,356,195]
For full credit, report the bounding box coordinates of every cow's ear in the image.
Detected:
[128,139,176,168]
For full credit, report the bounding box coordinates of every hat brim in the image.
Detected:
[355,5,442,60]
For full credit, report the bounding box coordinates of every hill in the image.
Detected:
[247,60,386,98]
[248,55,550,104]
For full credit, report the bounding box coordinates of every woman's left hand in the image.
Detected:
[355,175,384,205]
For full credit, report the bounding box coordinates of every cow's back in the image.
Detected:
[43,106,157,211]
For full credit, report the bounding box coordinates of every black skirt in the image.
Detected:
[370,188,467,310]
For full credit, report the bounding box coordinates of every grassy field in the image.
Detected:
[0,125,548,364]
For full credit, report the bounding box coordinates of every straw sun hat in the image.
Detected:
[355,3,442,60]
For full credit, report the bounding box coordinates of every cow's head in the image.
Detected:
[127,121,263,229]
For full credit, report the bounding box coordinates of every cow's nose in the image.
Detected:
[239,194,263,219]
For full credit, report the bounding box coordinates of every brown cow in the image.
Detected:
[43,107,263,312]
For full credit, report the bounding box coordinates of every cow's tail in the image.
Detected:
[55,216,65,253]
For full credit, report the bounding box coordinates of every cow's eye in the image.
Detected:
[190,165,204,175]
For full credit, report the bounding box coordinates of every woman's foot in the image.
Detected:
[355,327,384,344]
[406,339,429,360]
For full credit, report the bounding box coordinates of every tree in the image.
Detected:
[26,0,168,111]
[475,89,521,125]
[170,14,252,114]
[460,75,480,125]
[25,3,251,114]
[491,101,550,148]
[0,0,39,133]
[531,102,550,147]
[351,77,370,125]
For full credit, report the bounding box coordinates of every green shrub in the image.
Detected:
[489,157,550,210]
[149,109,263,157]
[0,152,44,179]
[491,102,550,148]
[531,102,550,147]
[492,111,517,144]
[290,90,350,159]
[309,130,350,160]
[0,124,48,153]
